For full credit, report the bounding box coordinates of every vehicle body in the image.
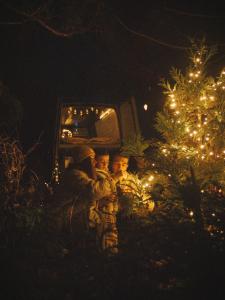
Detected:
[52,96,140,182]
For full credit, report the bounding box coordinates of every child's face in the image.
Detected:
[96,155,109,171]
[112,156,129,174]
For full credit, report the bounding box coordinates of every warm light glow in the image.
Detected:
[62,129,72,138]
[143,104,148,111]
[170,103,177,108]
[148,175,154,181]
[99,108,113,120]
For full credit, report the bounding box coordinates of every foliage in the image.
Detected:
[117,173,154,218]
[153,41,225,191]
[0,136,47,249]
[0,136,25,207]
[121,133,150,157]
[142,41,225,232]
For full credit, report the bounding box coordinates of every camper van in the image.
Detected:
[52,96,140,182]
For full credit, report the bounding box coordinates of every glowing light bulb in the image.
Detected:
[143,104,148,111]
[148,175,154,181]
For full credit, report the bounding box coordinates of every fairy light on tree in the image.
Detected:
[149,41,225,234]
[154,41,225,193]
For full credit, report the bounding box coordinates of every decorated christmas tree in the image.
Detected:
[154,41,225,193]
[150,41,225,231]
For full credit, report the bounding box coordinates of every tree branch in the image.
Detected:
[164,6,225,19]
[1,2,97,37]
[115,15,188,50]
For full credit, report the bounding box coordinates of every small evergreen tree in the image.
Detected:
[151,41,225,231]
[155,41,225,192]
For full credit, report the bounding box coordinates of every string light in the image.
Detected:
[148,175,154,181]
[143,104,148,110]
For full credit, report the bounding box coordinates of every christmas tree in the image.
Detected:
[149,42,225,231]
[154,41,225,193]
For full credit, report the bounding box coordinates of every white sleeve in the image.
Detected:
[73,170,112,200]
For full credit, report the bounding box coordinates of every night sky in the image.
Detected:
[1,0,225,176]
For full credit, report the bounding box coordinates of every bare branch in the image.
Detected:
[164,6,225,19]
[2,2,98,37]
[115,15,188,50]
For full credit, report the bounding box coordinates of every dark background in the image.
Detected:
[1,0,225,178]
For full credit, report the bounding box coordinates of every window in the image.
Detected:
[60,105,120,145]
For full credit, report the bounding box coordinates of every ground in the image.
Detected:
[1,212,225,300]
